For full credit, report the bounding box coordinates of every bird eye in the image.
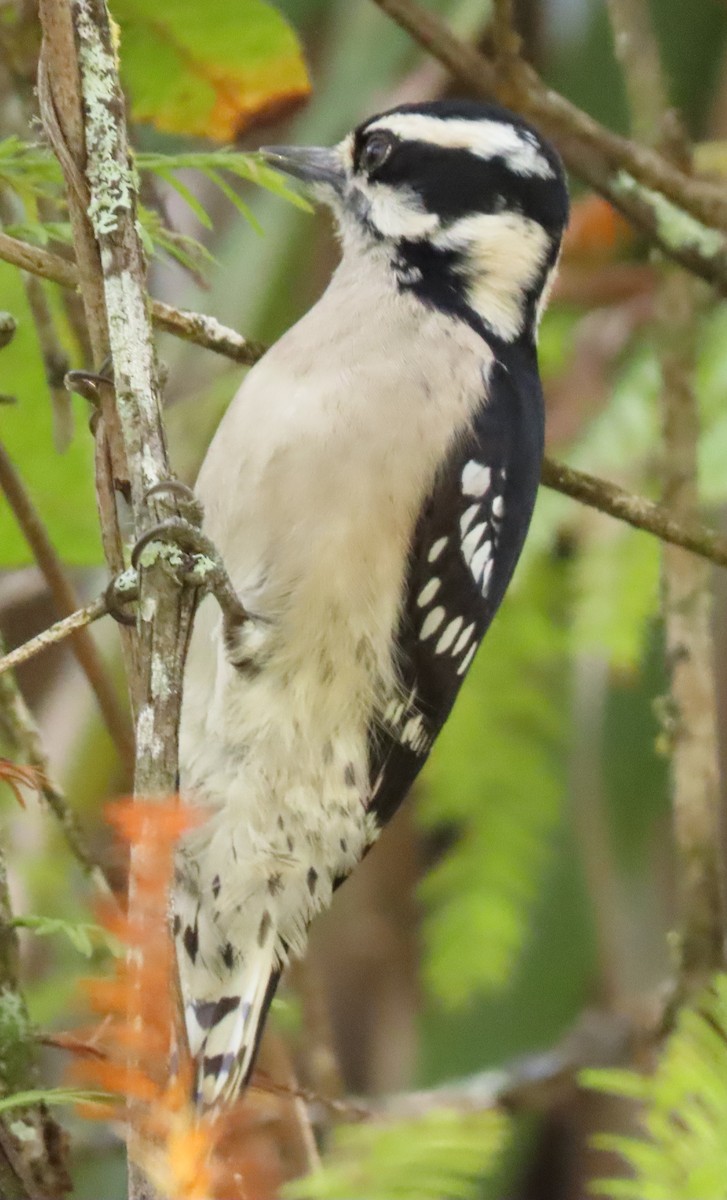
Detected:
[359,131,394,174]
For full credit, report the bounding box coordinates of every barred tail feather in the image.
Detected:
[186,945,281,1107]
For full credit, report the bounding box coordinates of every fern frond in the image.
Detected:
[285,1109,509,1200]
[418,553,567,1005]
[584,974,727,1199]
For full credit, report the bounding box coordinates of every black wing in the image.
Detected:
[368,349,544,826]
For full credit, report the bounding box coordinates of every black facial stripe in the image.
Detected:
[367,140,567,231]
[393,239,543,352]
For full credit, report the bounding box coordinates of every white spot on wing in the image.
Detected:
[461,522,487,565]
[462,461,491,497]
[492,495,505,519]
[417,577,441,607]
[436,617,463,654]
[401,715,428,752]
[428,537,447,563]
[453,622,475,655]
[457,643,477,675]
[470,539,492,584]
[460,504,480,536]
[481,560,494,594]
[420,606,445,640]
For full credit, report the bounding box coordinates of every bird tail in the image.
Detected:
[184,944,281,1108]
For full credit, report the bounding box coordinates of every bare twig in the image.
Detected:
[0,438,134,768]
[20,274,73,453]
[0,232,265,365]
[0,597,106,676]
[368,0,727,291]
[658,275,726,991]
[606,0,726,994]
[253,1005,642,1124]
[539,458,727,567]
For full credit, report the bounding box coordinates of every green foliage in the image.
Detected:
[0,136,311,567]
[584,975,727,1199]
[417,551,568,1006]
[10,915,121,959]
[0,262,101,567]
[0,137,310,273]
[0,136,60,205]
[571,526,660,669]
[285,1109,509,1200]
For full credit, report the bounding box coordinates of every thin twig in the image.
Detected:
[252,1004,642,1124]
[20,274,73,453]
[5,222,727,583]
[0,595,111,677]
[368,0,727,291]
[0,437,134,769]
[540,458,727,567]
[0,233,265,365]
[606,0,727,995]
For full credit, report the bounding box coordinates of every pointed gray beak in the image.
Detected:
[259,145,346,194]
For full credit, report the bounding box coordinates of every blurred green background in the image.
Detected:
[2,1,727,1196]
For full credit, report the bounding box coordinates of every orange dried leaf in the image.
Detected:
[563,194,634,262]
[0,757,47,807]
[72,798,283,1199]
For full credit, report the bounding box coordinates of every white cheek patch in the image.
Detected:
[350,177,440,240]
[434,212,551,341]
[366,114,554,178]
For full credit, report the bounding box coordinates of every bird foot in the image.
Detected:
[132,481,248,636]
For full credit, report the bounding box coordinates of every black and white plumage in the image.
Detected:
[177,100,569,1105]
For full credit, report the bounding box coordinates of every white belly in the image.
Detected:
[177,243,489,984]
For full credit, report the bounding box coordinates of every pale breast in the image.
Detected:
[183,245,491,793]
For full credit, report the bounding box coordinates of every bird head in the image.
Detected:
[261,100,569,345]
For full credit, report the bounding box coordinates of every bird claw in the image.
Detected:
[132,486,247,635]
[104,570,140,626]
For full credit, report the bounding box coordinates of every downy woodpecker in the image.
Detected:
[176,100,569,1104]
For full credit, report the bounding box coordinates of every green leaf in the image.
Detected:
[585,975,727,1199]
[152,167,214,230]
[0,1087,112,1115]
[115,0,311,141]
[138,149,312,213]
[285,1109,509,1200]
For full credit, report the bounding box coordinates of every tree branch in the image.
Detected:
[0,571,139,678]
[606,0,727,996]
[0,232,265,365]
[539,458,727,568]
[368,0,727,292]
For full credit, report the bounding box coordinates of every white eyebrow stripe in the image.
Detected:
[366,114,554,179]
